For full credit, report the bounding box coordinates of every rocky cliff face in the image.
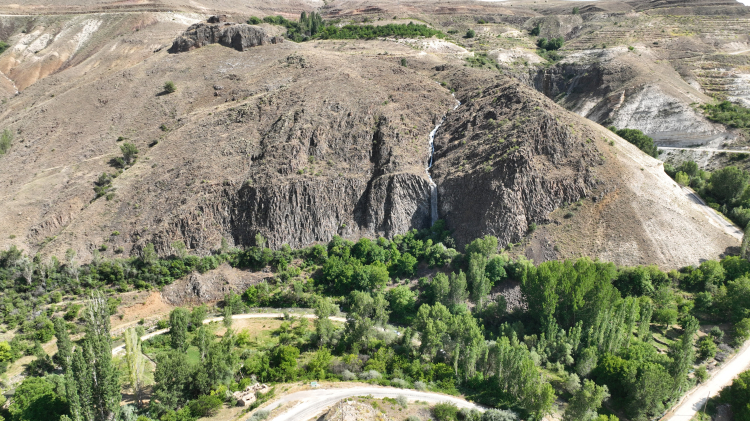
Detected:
[170,21,282,53]
[530,47,732,147]
[432,69,602,248]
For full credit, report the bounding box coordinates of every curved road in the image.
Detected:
[680,185,744,241]
[260,386,483,421]
[663,339,750,420]
[112,312,346,355]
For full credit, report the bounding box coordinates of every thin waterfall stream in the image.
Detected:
[426,96,461,226]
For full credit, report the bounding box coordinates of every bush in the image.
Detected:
[188,394,223,417]
[696,365,709,383]
[396,394,408,407]
[465,29,476,38]
[248,410,270,421]
[698,336,717,360]
[710,326,725,342]
[609,126,658,157]
[433,402,459,421]
[164,81,177,94]
[359,370,382,380]
[414,381,427,390]
[0,129,12,156]
[342,369,356,381]
[481,409,519,421]
[537,37,564,51]
[391,378,408,388]
[406,417,421,421]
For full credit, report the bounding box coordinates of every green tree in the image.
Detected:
[447,271,469,308]
[431,273,450,305]
[670,316,698,394]
[387,285,416,324]
[465,235,498,257]
[54,318,72,371]
[124,328,145,407]
[0,129,12,156]
[189,305,206,332]
[721,369,750,420]
[742,223,750,260]
[563,380,610,421]
[610,127,658,157]
[468,253,491,308]
[306,347,332,379]
[270,345,299,382]
[313,296,339,347]
[152,351,193,411]
[169,308,190,351]
[120,143,139,166]
[9,377,68,421]
[711,166,749,202]
[675,171,690,186]
[67,293,121,421]
[678,160,699,178]
[465,29,476,38]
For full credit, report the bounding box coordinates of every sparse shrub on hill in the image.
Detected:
[608,126,658,157]
[163,81,176,94]
[537,37,564,51]
[0,129,12,156]
[466,29,476,38]
[120,142,139,166]
[0,41,9,55]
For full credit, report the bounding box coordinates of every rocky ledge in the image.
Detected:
[170,17,283,53]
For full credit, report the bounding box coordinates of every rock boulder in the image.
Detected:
[170,22,282,53]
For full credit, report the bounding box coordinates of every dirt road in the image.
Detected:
[681,186,744,241]
[658,146,750,154]
[663,340,750,420]
[261,386,483,421]
[112,312,347,355]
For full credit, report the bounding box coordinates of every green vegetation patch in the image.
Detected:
[609,126,658,158]
[251,13,444,42]
[701,100,750,129]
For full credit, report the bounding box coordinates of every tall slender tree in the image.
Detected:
[124,327,145,407]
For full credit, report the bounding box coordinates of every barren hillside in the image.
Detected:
[0,0,743,268]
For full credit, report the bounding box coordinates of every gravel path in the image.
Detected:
[662,340,750,420]
[112,312,346,355]
[260,386,483,421]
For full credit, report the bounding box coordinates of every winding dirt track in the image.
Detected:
[261,386,483,421]
[112,312,346,355]
[662,339,750,420]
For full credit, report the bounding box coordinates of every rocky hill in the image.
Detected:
[0,0,743,268]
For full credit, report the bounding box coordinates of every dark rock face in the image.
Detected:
[170,22,282,53]
[432,74,602,248]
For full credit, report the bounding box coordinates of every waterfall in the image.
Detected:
[426,95,461,226]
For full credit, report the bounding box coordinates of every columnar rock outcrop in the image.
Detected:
[170,19,283,53]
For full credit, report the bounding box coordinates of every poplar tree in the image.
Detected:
[169,307,190,351]
[66,293,120,421]
[124,327,145,407]
[54,317,72,371]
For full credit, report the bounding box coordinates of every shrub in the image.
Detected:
[675,171,690,186]
[359,370,382,380]
[396,394,408,407]
[481,409,519,421]
[406,417,421,421]
[188,394,223,417]
[695,365,709,383]
[710,326,724,342]
[433,402,459,421]
[401,58,408,67]
[0,129,12,156]
[391,378,408,388]
[698,336,717,360]
[609,127,658,157]
[120,143,139,166]
[466,29,476,38]
[414,381,427,390]
[248,410,270,421]
[164,81,177,94]
[0,41,8,55]
[342,369,356,381]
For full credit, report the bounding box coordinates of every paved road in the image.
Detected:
[659,146,750,154]
[261,386,483,421]
[663,339,750,420]
[112,312,346,355]
[681,186,744,241]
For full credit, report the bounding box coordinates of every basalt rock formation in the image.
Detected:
[170,20,282,53]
